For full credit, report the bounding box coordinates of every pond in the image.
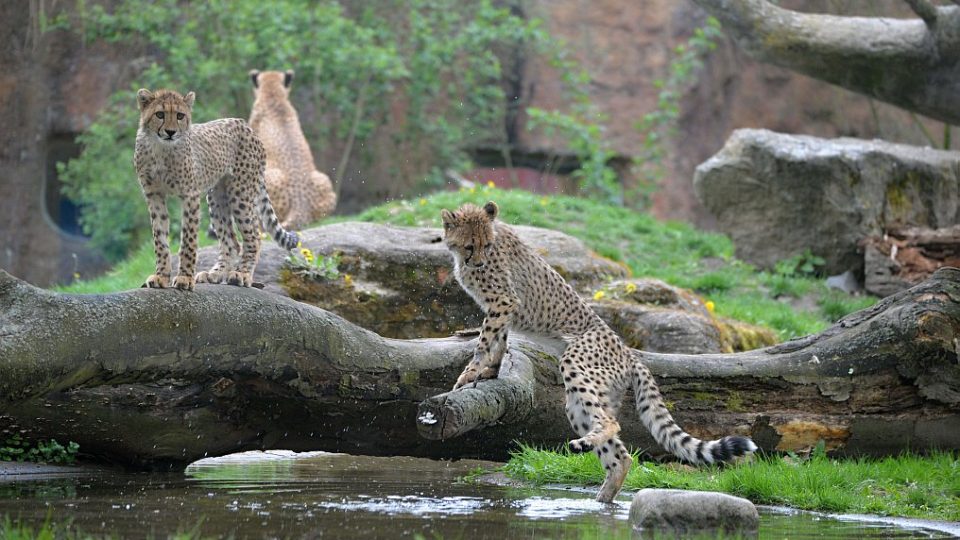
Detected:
[1,452,957,539]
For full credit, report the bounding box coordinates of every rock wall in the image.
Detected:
[0,0,142,286]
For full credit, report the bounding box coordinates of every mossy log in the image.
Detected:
[692,0,960,125]
[1,268,958,469]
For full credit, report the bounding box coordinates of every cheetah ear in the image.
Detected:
[183,91,196,109]
[483,201,499,221]
[441,209,456,230]
[283,69,294,88]
[249,69,260,88]
[136,88,153,111]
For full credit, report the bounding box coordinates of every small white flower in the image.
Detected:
[848,367,855,375]
[417,411,438,425]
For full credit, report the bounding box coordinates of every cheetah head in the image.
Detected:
[250,69,294,98]
[441,201,499,269]
[136,88,195,143]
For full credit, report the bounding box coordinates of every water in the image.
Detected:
[1,452,956,539]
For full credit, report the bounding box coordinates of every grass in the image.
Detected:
[56,188,876,339]
[500,445,960,522]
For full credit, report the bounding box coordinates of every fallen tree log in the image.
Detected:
[1,267,958,469]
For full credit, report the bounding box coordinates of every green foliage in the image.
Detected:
[285,247,341,281]
[505,445,960,521]
[525,108,621,205]
[774,249,827,278]
[58,0,563,260]
[633,17,722,204]
[0,435,79,465]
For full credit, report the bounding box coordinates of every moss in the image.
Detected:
[726,391,746,413]
[715,317,779,353]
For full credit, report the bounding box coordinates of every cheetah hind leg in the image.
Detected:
[594,437,633,503]
[198,185,241,285]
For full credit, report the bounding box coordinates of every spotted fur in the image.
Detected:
[134,88,298,291]
[442,202,757,503]
[249,69,336,229]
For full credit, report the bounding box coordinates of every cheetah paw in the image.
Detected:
[227,271,253,287]
[173,275,195,291]
[453,367,479,390]
[196,270,226,284]
[144,274,170,288]
[568,438,594,453]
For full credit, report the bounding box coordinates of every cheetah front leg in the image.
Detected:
[172,194,201,291]
[143,191,172,288]
[454,296,517,389]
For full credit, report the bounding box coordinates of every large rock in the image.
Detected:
[694,129,960,274]
[199,223,776,352]
[629,488,759,535]
[200,222,628,339]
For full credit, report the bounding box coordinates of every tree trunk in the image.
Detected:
[690,0,960,125]
[1,268,958,469]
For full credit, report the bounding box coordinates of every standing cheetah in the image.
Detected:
[248,69,336,229]
[134,88,298,291]
[442,201,757,503]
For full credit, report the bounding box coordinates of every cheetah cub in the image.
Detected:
[442,202,757,503]
[134,88,298,290]
[249,69,336,229]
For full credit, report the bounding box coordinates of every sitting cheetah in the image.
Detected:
[248,69,336,229]
[134,88,299,290]
[442,202,757,503]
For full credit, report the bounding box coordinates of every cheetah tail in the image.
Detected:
[630,351,757,465]
[258,184,299,250]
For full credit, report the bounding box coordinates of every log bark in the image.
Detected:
[1,267,959,470]
[691,0,960,125]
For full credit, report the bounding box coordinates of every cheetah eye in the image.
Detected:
[176,112,185,120]
[155,111,164,119]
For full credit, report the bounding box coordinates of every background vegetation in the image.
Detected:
[57,0,568,261]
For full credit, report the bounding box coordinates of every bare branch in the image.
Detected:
[904,0,939,26]
[691,0,960,124]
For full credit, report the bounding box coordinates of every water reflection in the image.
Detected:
[0,451,954,539]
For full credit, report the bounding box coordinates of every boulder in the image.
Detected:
[205,223,776,352]
[199,222,628,339]
[629,488,759,535]
[694,129,960,274]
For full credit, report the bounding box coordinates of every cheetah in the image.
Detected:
[134,88,299,291]
[248,69,336,230]
[442,202,757,503]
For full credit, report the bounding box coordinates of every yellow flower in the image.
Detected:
[705,301,715,313]
[624,282,637,294]
[468,187,476,194]
[539,197,548,206]
[344,273,354,287]
[297,240,303,249]
[486,180,496,188]
[593,290,606,301]
[299,247,315,263]
[419,198,428,206]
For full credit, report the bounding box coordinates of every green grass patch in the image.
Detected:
[58,188,877,339]
[0,515,207,540]
[502,445,960,521]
